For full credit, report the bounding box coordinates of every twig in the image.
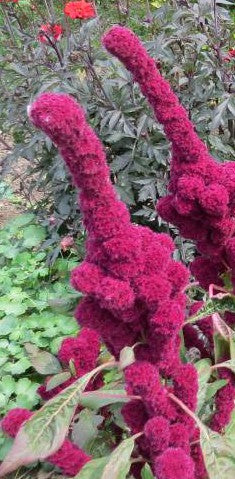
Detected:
[0,134,11,151]
[40,31,64,67]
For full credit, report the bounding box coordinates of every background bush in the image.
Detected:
[0,0,234,254]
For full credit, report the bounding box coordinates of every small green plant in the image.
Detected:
[0,213,82,459]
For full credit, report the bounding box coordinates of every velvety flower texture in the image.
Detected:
[1,408,91,476]
[28,37,198,477]
[29,91,189,376]
[38,327,100,400]
[103,25,235,470]
[102,26,235,289]
[123,361,197,478]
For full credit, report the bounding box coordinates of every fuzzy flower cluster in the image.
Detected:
[123,361,197,479]
[1,408,91,476]
[38,327,100,400]
[1,328,100,476]
[29,91,189,383]
[103,26,235,291]
[27,41,200,477]
[103,25,235,454]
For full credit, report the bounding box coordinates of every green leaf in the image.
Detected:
[79,389,129,410]
[10,358,31,375]
[72,410,103,450]
[6,214,35,231]
[195,359,212,413]
[0,363,114,476]
[187,296,235,324]
[46,372,71,391]
[0,297,27,316]
[24,343,62,375]
[141,463,155,479]
[75,457,109,479]
[0,376,16,398]
[214,333,230,365]
[101,436,135,479]
[205,379,228,402]
[200,426,235,479]
[22,225,46,248]
[119,346,135,370]
[0,317,18,336]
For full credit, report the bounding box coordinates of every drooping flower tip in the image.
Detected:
[28,92,85,143]
[64,1,95,19]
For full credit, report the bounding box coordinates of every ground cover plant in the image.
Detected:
[0,22,235,479]
[0,212,82,461]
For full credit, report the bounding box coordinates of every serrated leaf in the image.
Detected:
[0,363,112,476]
[6,213,35,231]
[101,436,135,479]
[0,317,18,335]
[46,372,71,391]
[187,296,235,324]
[75,456,109,479]
[119,346,135,370]
[141,463,155,478]
[195,359,212,413]
[23,225,46,248]
[200,426,235,479]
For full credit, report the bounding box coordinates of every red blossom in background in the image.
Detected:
[60,235,74,251]
[38,24,63,44]
[224,48,235,62]
[64,0,95,20]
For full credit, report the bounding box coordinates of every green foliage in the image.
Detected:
[200,426,235,479]
[141,463,155,479]
[0,363,112,476]
[0,214,79,417]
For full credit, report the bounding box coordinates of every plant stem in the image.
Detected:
[168,392,206,432]
[41,32,64,67]
[0,134,11,151]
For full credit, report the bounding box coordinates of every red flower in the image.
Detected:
[60,235,74,251]
[228,49,235,58]
[0,0,18,2]
[38,24,63,44]
[64,1,95,19]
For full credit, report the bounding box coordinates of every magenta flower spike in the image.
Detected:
[28,87,199,476]
[103,26,235,292]
[28,91,189,371]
